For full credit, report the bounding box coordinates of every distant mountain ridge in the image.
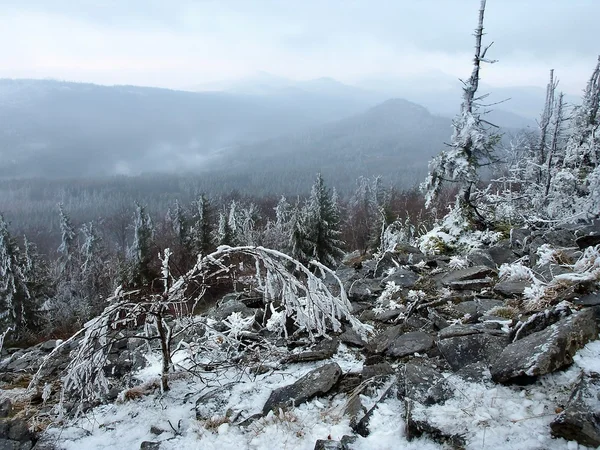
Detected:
[204,98,452,192]
[0,78,537,191]
[0,78,380,178]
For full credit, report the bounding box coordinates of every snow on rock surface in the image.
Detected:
[491,308,598,383]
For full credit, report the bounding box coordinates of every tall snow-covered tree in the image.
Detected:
[216,211,234,247]
[263,196,294,252]
[422,0,499,223]
[561,56,600,219]
[79,221,108,314]
[293,174,344,268]
[57,203,77,276]
[169,200,188,248]
[0,214,36,340]
[189,194,213,256]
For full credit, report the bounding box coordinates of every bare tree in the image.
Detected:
[422,0,499,224]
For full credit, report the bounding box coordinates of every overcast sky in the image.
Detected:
[1,0,598,94]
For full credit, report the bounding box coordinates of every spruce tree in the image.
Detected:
[0,214,36,340]
[57,203,77,277]
[299,174,344,268]
[189,194,213,256]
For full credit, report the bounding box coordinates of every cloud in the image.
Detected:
[0,0,597,94]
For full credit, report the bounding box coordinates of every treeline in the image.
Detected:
[0,173,434,345]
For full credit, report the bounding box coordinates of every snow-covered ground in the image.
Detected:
[38,341,600,450]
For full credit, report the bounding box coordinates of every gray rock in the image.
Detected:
[455,362,492,382]
[140,442,161,450]
[366,326,403,354]
[381,269,418,288]
[6,420,32,443]
[209,295,254,322]
[39,341,58,352]
[488,243,519,266]
[551,373,600,448]
[340,435,357,448]
[454,298,504,317]
[491,309,598,384]
[438,324,481,339]
[510,303,572,342]
[149,426,164,435]
[346,278,384,301]
[338,329,366,347]
[534,263,574,282]
[509,228,532,251]
[529,229,576,265]
[0,440,21,450]
[574,292,600,307]
[466,250,496,269]
[353,382,396,437]
[427,308,449,330]
[0,399,12,418]
[283,339,339,363]
[385,332,434,358]
[405,399,466,447]
[447,278,494,290]
[438,333,507,371]
[372,252,400,278]
[362,362,394,380]
[576,233,600,249]
[441,266,495,286]
[313,440,343,450]
[30,437,56,450]
[262,363,342,414]
[399,362,453,406]
[1,349,46,373]
[494,280,530,297]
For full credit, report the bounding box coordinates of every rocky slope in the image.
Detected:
[1,223,600,449]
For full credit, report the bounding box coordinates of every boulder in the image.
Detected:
[140,443,161,450]
[362,362,394,380]
[466,250,496,269]
[491,309,597,384]
[509,228,533,254]
[510,303,572,342]
[366,326,403,354]
[346,278,384,301]
[338,329,366,347]
[574,291,600,307]
[0,399,12,418]
[494,280,530,297]
[352,382,396,437]
[385,332,434,358]
[550,373,600,447]
[405,399,466,447]
[209,296,254,322]
[441,266,495,286]
[398,362,453,406]
[447,278,494,290]
[0,418,35,450]
[282,339,339,363]
[313,440,343,450]
[454,298,504,317]
[487,243,519,266]
[438,333,507,371]
[262,363,342,414]
[576,234,600,250]
[381,269,418,288]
